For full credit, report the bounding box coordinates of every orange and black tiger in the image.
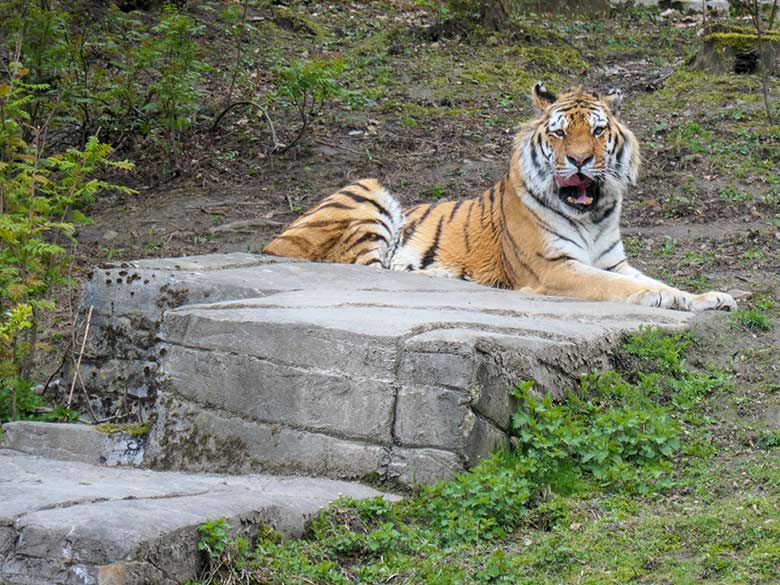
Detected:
[265,84,736,312]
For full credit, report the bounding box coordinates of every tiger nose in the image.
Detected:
[567,154,594,168]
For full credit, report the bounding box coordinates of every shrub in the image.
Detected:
[0,63,134,422]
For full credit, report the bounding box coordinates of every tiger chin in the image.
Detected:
[265,83,736,313]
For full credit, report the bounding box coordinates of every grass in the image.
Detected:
[731,308,773,332]
[188,327,780,585]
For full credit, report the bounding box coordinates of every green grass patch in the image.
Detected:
[731,308,773,332]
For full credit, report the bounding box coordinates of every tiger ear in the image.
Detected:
[531,82,557,113]
[604,88,624,114]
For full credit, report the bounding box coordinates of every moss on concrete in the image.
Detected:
[96,422,151,437]
[704,31,780,52]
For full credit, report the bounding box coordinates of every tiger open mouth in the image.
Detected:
[555,173,600,211]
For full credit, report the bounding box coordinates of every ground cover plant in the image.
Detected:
[190,326,780,584]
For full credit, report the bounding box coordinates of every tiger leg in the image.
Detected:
[264,179,404,266]
[610,260,736,312]
[527,261,735,312]
[324,219,391,267]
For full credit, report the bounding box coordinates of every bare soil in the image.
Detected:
[45,2,778,422]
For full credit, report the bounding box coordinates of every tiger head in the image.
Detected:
[513,83,640,215]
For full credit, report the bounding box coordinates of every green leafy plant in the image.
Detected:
[512,378,680,495]
[273,58,343,151]
[141,8,208,167]
[0,63,134,422]
[731,307,772,331]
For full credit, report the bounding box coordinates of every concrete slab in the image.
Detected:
[0,449,392,585]
[66,254,694,484]
[2,422,144,467]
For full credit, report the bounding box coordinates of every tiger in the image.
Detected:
[264,84,736,313]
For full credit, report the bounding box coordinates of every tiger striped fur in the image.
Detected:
[265,84,736,312]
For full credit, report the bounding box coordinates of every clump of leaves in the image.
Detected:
[512,377,680,495]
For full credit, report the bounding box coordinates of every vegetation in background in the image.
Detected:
[186,327,777,585]
[0,46,134,423]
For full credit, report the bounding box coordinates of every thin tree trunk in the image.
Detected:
[481,0,511,31]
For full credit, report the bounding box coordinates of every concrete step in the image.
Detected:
[74,253,695,484]
[2,421,145,467]
[0,449,393,585]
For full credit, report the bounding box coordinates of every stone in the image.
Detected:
[70,253,694,484]
[1,421,144,467]
[611,0,729,12]
[0,449,393,585]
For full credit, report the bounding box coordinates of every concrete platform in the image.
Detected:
[0,449,391,585]
[72,253,692,483]
[2,421,145,467]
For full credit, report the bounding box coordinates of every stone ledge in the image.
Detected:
[70,253,693,484]
[0,449,393,585]
[1,422,144,467]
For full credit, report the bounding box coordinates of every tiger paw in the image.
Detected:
[627,289,693,312]
[689,291,737,312]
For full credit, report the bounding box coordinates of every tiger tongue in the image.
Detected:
[556,174,593,205]
[575,183,590,203]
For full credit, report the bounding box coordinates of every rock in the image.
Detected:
[0,449,392,585]
[690,24,780,75]
[1,422,144,466]
[70,253,693,484]
[612,0,728,12]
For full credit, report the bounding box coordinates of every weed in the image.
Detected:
[424,185,447,200]
[197,518,232,562]
[742,248,765,261]
[731,307,772,331]
[273,58,343,151]
[720,188,752,201]
[623,237,642,257]
[756,431,780,449]
[659,235,676,256]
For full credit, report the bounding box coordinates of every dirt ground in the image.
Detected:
[49,1,778,422]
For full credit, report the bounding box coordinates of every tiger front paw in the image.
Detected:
[627,288,693,312]
[689,291,737,312]
[628,288,737,313]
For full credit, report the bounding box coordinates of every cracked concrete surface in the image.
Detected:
[0,449,392,584]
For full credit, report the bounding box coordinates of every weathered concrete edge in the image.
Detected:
[1,422,145,467]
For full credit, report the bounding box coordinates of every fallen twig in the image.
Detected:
[210,100,283,152]
[67,305,93,408]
